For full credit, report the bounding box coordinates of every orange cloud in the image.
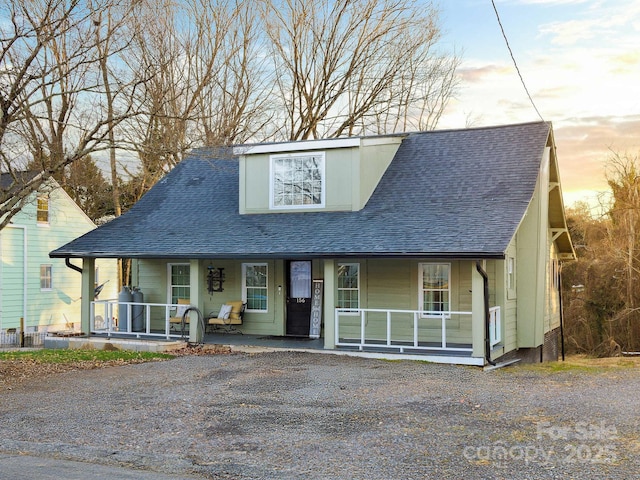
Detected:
[554,115,640,200]
[610,51,640,74]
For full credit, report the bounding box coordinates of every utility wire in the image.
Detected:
[491,0,545,122]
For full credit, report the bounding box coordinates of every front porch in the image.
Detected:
[87,299,499,366]
[45,331,487,365]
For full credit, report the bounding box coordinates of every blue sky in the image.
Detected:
[436,0,640,208]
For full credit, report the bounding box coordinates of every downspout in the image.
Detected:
[558,262,565,361]
[476,260,496,366]
[65,257,83,274]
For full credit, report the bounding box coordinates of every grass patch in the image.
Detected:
[0,349,173,364]
[520,354,640,373]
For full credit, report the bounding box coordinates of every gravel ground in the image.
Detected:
[1,351,639,479]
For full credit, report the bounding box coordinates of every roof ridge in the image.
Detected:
[405,120,551,136]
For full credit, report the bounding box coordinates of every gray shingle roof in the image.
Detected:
[50,122,552,259]
[1,171,40,194]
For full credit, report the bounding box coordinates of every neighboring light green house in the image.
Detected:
[1,173,118,334]
[51,122,575,365]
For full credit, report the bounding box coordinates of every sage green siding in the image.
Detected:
[238,137,401,214]
[516,147,551,348]
[134,256,496,345]
[357,139,401,208]
[240,148,356,213]
[332,259,486,345]
[135,258,286,336]
[0,185,118,331]
[502,241,518,353]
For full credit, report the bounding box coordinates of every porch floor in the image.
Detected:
[88,330,475,357]
[203,332,325,350]
[89,330,326,351]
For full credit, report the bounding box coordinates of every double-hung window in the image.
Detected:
[37,196,49,224]
[337,263,359,311]
[243,263,268,312]
[270,153,325,209]
[40,264,52,290]
[168,264,190,304]
[419,263,450,317]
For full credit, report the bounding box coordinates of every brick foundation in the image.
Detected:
[493,327,562,364]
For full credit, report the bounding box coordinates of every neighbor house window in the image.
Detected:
[270,153,325,208]
[419,263,450,316]
[168,264,190,303]
[37,196,49,224]
[243,263,268,312]
[40,264,52,290]
[337,263,359,310]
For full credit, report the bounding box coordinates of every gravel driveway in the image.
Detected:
[1,351,638,479]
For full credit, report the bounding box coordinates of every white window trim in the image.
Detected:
[269,152,326,210]
[418,263,451,319]
[40,264,52,291]
[235,137,359,155]
[242,263,268,313]
[167,263,190,304]
[337,262,360,313]
[36,195,50,226]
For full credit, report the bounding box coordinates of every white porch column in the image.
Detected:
[471,261,485,359]
[80,258,95,335]
[189,259,203,343]
[323,259,335,349]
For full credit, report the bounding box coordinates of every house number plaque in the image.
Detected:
[309,280,323,339]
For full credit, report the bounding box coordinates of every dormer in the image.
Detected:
[235,135,404,214]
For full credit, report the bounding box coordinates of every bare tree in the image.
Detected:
[118,0,270,200]
[605,153,640,346]
[195,1,274,147]
[0,0,134,229]
[261,0,459,140]
[606,154,640,306]
[562,152,640,355]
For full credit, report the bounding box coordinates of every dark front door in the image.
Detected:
[286,260,312,336]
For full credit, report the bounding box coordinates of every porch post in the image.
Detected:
[323,259,335,349]
[189,259,203,343]
[471,261,485,359]
[80,257,95,336]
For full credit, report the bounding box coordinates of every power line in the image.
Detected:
[491,0,545,122]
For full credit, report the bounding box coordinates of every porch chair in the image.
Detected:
[169,298,191,335]
[206,301,245,334]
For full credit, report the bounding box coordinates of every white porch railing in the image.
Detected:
[489,306,501,348]
[91,300,185,340]
[335,308,475,354]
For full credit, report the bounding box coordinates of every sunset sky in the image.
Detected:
[437,0,640,209]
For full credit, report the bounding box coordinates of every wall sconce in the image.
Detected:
[207,264,225,294]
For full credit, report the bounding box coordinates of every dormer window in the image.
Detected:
[270,152,325,209]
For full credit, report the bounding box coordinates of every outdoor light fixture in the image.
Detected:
[206,264,225,294]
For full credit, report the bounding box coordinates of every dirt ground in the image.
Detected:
[1,349,639,479]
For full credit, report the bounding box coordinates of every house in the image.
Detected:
[50,122,575,365]
[1,173,118,335]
